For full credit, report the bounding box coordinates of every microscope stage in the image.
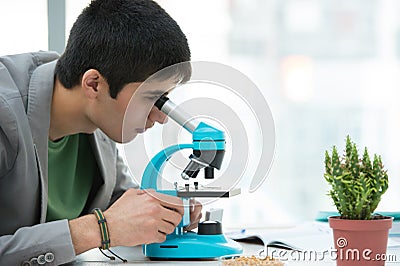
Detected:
[176,187,241,198]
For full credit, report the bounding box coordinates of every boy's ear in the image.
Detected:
[82,69,108,99]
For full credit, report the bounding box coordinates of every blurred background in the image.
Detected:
[1,0,399,228]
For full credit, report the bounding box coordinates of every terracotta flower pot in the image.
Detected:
[329,216,393,266]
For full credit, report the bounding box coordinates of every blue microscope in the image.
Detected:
[140,95,243,259]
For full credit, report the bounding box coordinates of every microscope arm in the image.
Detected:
[141,144,193,190]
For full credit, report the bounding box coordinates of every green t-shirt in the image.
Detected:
[46,133,95,222]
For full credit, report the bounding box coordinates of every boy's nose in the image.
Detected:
[150,106,168,124]
[157,111,168,124]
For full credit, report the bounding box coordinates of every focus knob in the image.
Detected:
[197,221,222,235]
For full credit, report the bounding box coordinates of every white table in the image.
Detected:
[67,239,400,265]
[66,244,334,265]
[68,243,258,265]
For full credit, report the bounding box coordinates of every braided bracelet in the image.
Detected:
[92,208,110,250]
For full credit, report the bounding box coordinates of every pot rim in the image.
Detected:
[329,215,394,220]
[329,215,393,231]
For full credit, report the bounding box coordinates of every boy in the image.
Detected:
[0,0,201,264]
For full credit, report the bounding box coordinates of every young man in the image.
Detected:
[0,0,201,264]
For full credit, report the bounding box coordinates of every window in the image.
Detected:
[0,0,47,55]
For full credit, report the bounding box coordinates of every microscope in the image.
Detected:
[140,95,243,258]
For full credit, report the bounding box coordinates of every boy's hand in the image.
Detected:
[104,188,184,247]
[184,199,202,231]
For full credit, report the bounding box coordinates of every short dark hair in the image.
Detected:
[55,0,191,98]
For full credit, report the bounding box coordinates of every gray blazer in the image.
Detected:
[0,52,137,265]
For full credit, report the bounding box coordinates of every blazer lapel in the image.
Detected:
[88,130,117,210]
[26,61,57,223]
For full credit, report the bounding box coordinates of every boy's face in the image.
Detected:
[91,79,175,143]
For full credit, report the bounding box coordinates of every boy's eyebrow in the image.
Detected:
[143,90,169,96]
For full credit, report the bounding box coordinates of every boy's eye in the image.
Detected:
[145,96,160,101]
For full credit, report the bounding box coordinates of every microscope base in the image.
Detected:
[143,231,243,258]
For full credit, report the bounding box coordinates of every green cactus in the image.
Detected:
[324,136,389,220]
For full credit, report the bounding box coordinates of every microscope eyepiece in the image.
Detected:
[154,94,198,133]
[154,94,169,110]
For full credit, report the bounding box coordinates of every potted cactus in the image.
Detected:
[324,136,392,266]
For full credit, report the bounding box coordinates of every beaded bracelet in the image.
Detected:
[92,208,110,250]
